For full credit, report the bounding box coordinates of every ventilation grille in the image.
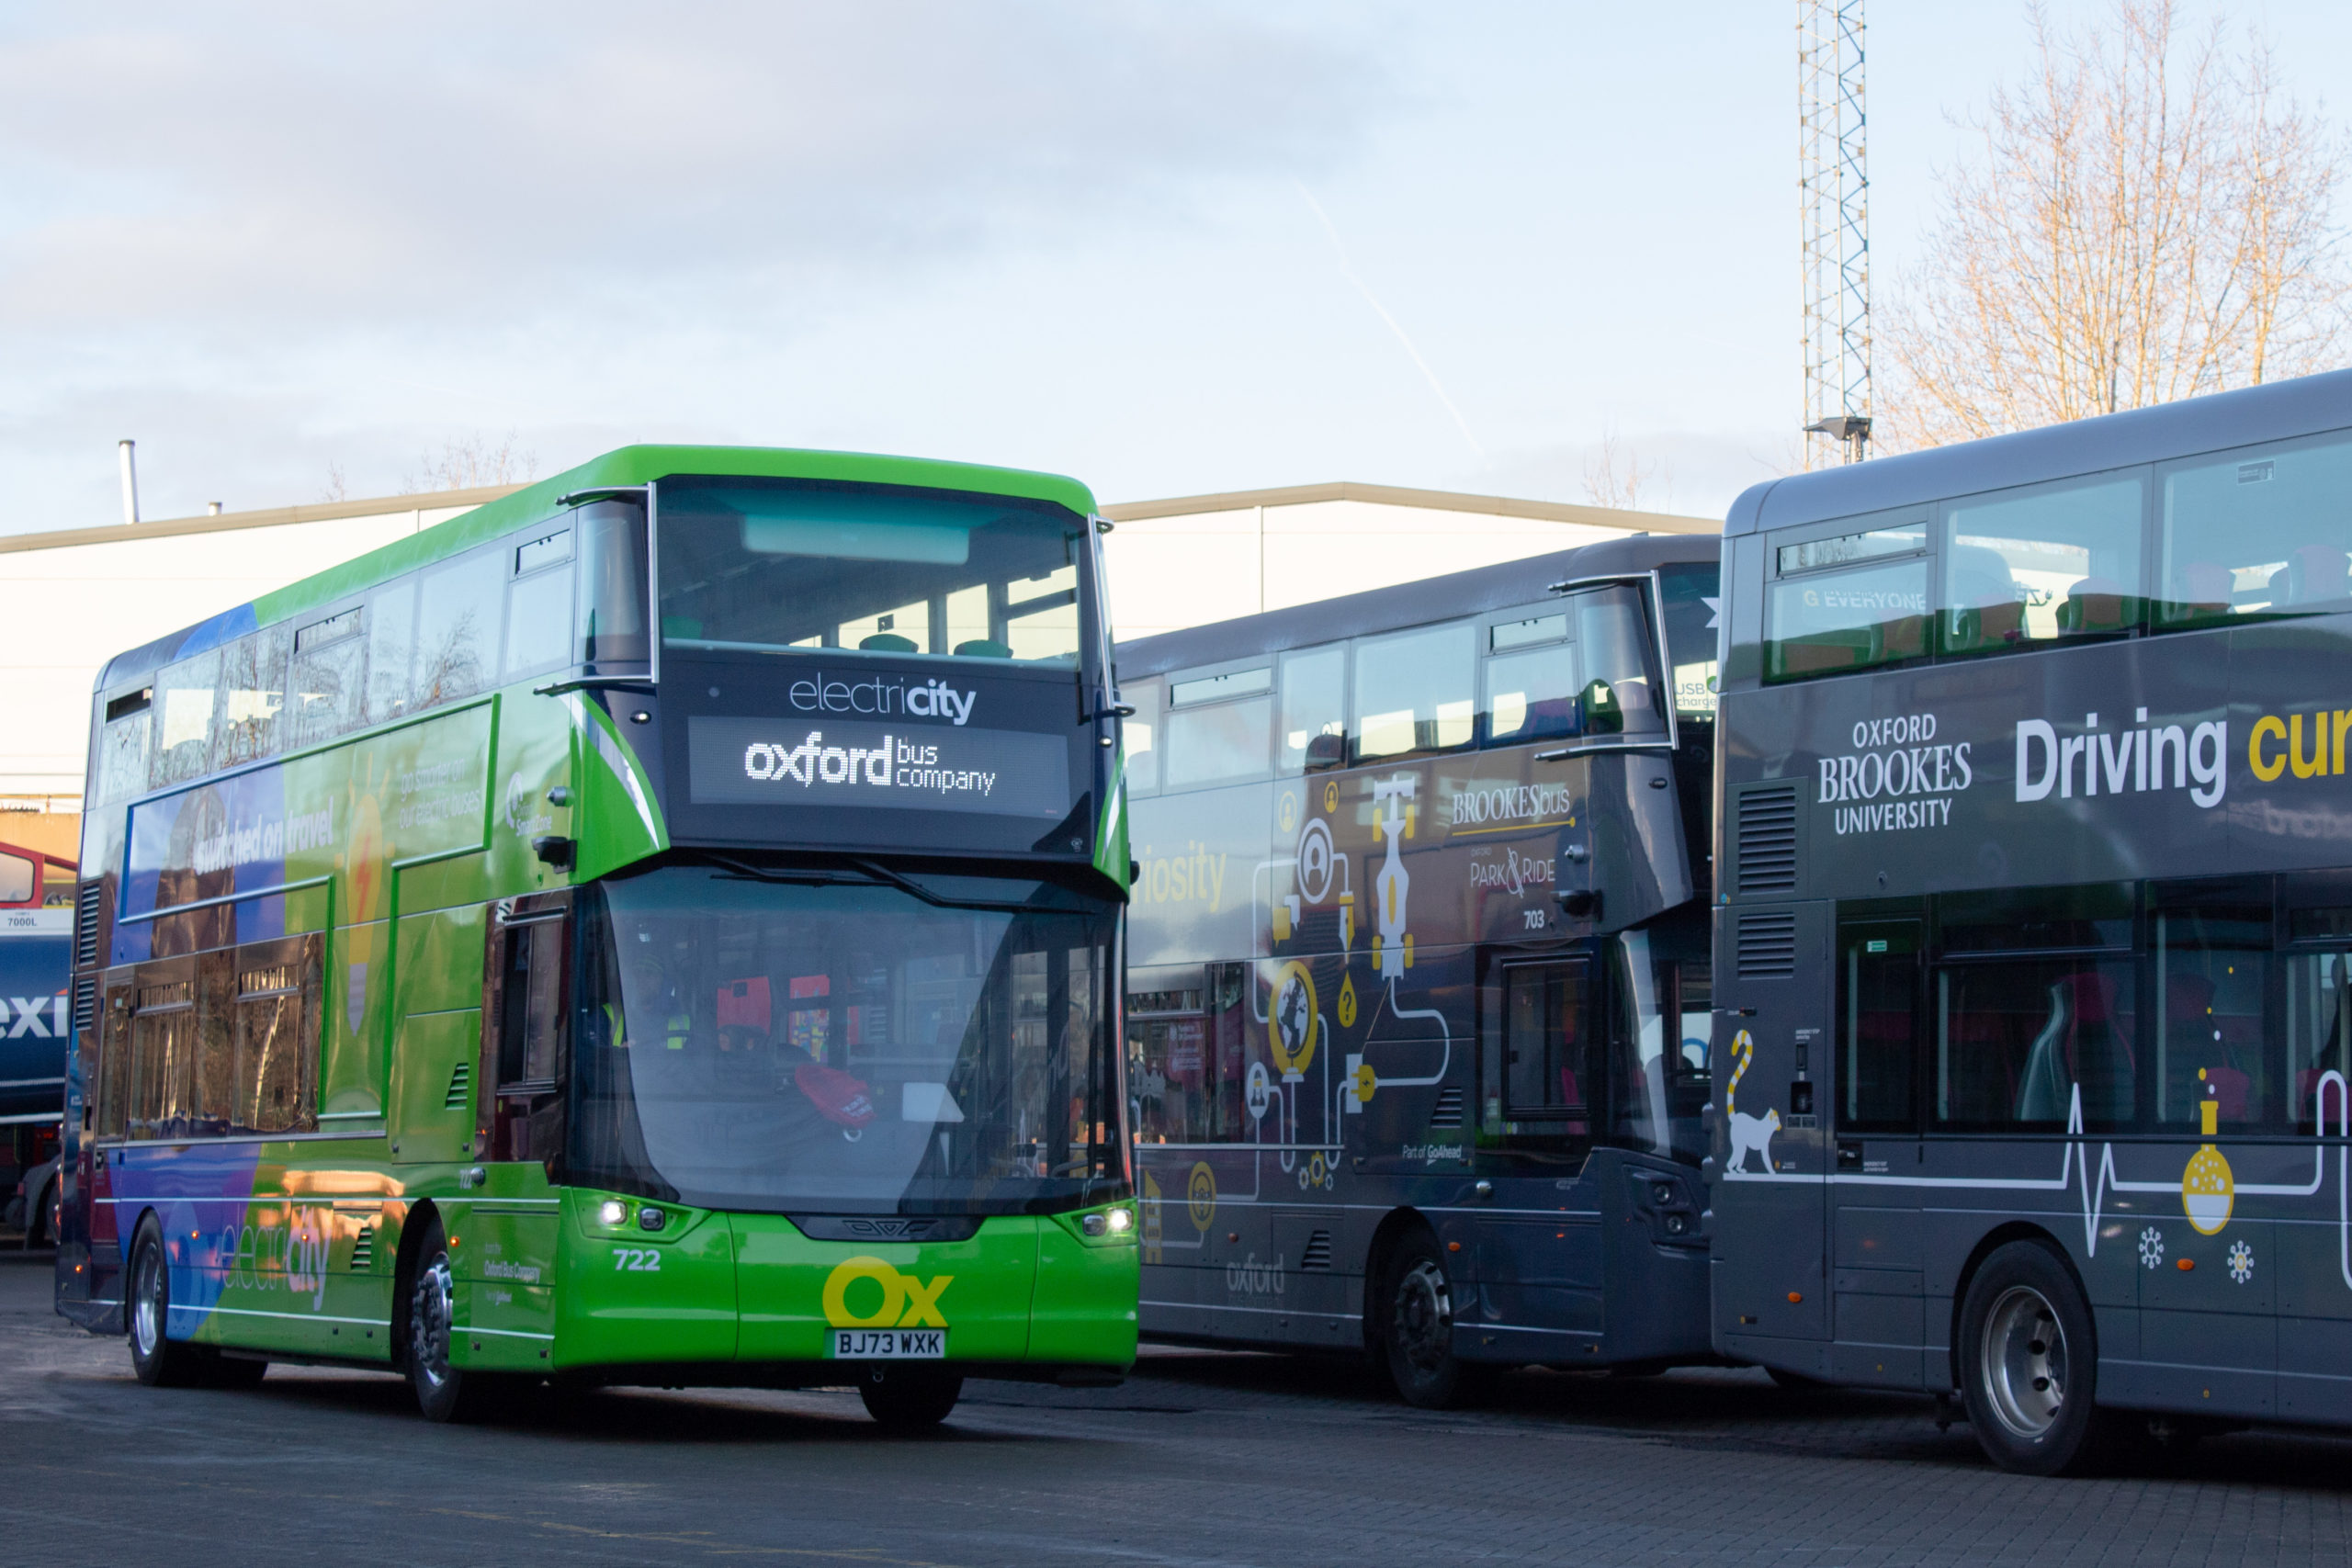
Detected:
[74,879,102,970]
[1736,910,1798,980]
[1429,1087,1464,1128]
[1736,786,1799,894]
[443,1061,471,1111]
[1300,1231,1333,1270]
[349,1224,374,1273]
[71,976,96,1035]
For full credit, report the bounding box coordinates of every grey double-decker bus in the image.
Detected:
[1118,533,1719,1404]
[1713,368,2352,1472]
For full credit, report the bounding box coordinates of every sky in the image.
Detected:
[6,0,2352,532]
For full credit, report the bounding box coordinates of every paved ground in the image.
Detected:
[1,1253,2348,1565]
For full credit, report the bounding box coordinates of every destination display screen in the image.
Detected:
[686,714,1071,819]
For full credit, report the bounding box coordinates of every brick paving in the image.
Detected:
[1,1254,2346,1566]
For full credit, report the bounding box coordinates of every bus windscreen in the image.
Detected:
[657,479,1086,664]
[570,863,1125,1214]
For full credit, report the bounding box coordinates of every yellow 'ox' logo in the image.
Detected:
[820,1255,953,1329]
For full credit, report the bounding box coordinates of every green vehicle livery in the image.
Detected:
[54,446,1137,1425]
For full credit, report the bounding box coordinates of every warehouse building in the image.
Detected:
[0,474,1713,860]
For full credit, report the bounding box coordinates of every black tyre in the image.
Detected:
[857,1368,963,1430]
[404,1213,507,1423]
[1381,1230,1465,1409]
[1958,1239,2118,1475]
[26,1177,57,1248]
[127,1215,211,1388]
[1767,1366,1826,1393]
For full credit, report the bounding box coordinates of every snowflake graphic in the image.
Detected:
[2138,1226,2165,1269]
[2228,1240,2255,1284]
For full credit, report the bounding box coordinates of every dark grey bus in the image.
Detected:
[1713,367,2352,1472]
[1118,532,1718,1404]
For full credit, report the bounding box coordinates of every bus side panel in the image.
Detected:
[450,1188,560,1372]
[2277,1212,2352,1421]
[390,1008,479,1166]
[1711,899,1832,1365]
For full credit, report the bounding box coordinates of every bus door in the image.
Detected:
[1828,912,1927,1388]
[1473,955,1605,1345]
[1713,899,1832,1356]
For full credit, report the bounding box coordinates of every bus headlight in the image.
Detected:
[597,1199,628,1227]
[1106,1207,1133,1235]
[1082,1207,1136,1237]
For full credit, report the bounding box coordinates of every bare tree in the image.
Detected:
[1879,0,2351,450]
[1581,427,1673,512]
[320,461,349,503]
[402,431,538,493]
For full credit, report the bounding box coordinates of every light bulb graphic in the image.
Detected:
[2182,1067,2234,1235]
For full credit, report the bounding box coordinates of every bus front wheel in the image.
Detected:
[1958,1239,2113,1475]
[1382,1231,1465,1409]
[404,1214,507,1423]
[858,1368,962,1430]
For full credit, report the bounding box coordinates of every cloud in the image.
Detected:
[0,2,1397,523]
[0,4,1388,339]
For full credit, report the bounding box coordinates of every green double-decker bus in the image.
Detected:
[54,446,1138,1424]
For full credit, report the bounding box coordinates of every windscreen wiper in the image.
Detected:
[695,852,877,891]
[692,852,1043,915]
[847,858,1045,915]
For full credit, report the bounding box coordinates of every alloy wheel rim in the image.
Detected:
[1981,1283,2067,1438]
[1393,1260,1453,1373]
[411,1253,455,1391]
[131,1243,162,1358]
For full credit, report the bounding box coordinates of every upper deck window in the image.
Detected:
[1764,524,1928,682]
[503,525,574,679]
[1279,648,1345,773]
[1164,667,1272,790]
[2161,434,2352,626]
[1353,621,1475,762]
[1941,477,2143,655]
[1484,615,1579,747]
[657,478,1088,666]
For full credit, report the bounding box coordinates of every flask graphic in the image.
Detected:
[2181,1069,2234,1235]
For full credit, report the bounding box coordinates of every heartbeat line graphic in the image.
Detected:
[1722,1072,2352,1287]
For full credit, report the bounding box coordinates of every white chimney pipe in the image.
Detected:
[207,502,221,515]
[118,440,140,525]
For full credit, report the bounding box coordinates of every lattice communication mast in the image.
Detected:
[1800,0,1871,467]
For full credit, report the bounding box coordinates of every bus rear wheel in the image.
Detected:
[404,1214,508,1423]
[858,1368,962,1430]
[128,1215,212,1388]
[1958,1239,2109,1475]
[1382,1231,1465,1409]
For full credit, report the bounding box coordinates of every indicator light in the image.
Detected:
[597,1199,628,1226]
[1082,1213,1107,1236]
[638,1206,667,1232]
[1787,1292,1804,1303]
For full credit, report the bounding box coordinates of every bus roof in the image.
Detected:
[1114,531,1715,679]
[97,445,1098,692]
[1725,367,2352,539]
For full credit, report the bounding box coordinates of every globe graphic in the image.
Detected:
[1276,974,1311,1064]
